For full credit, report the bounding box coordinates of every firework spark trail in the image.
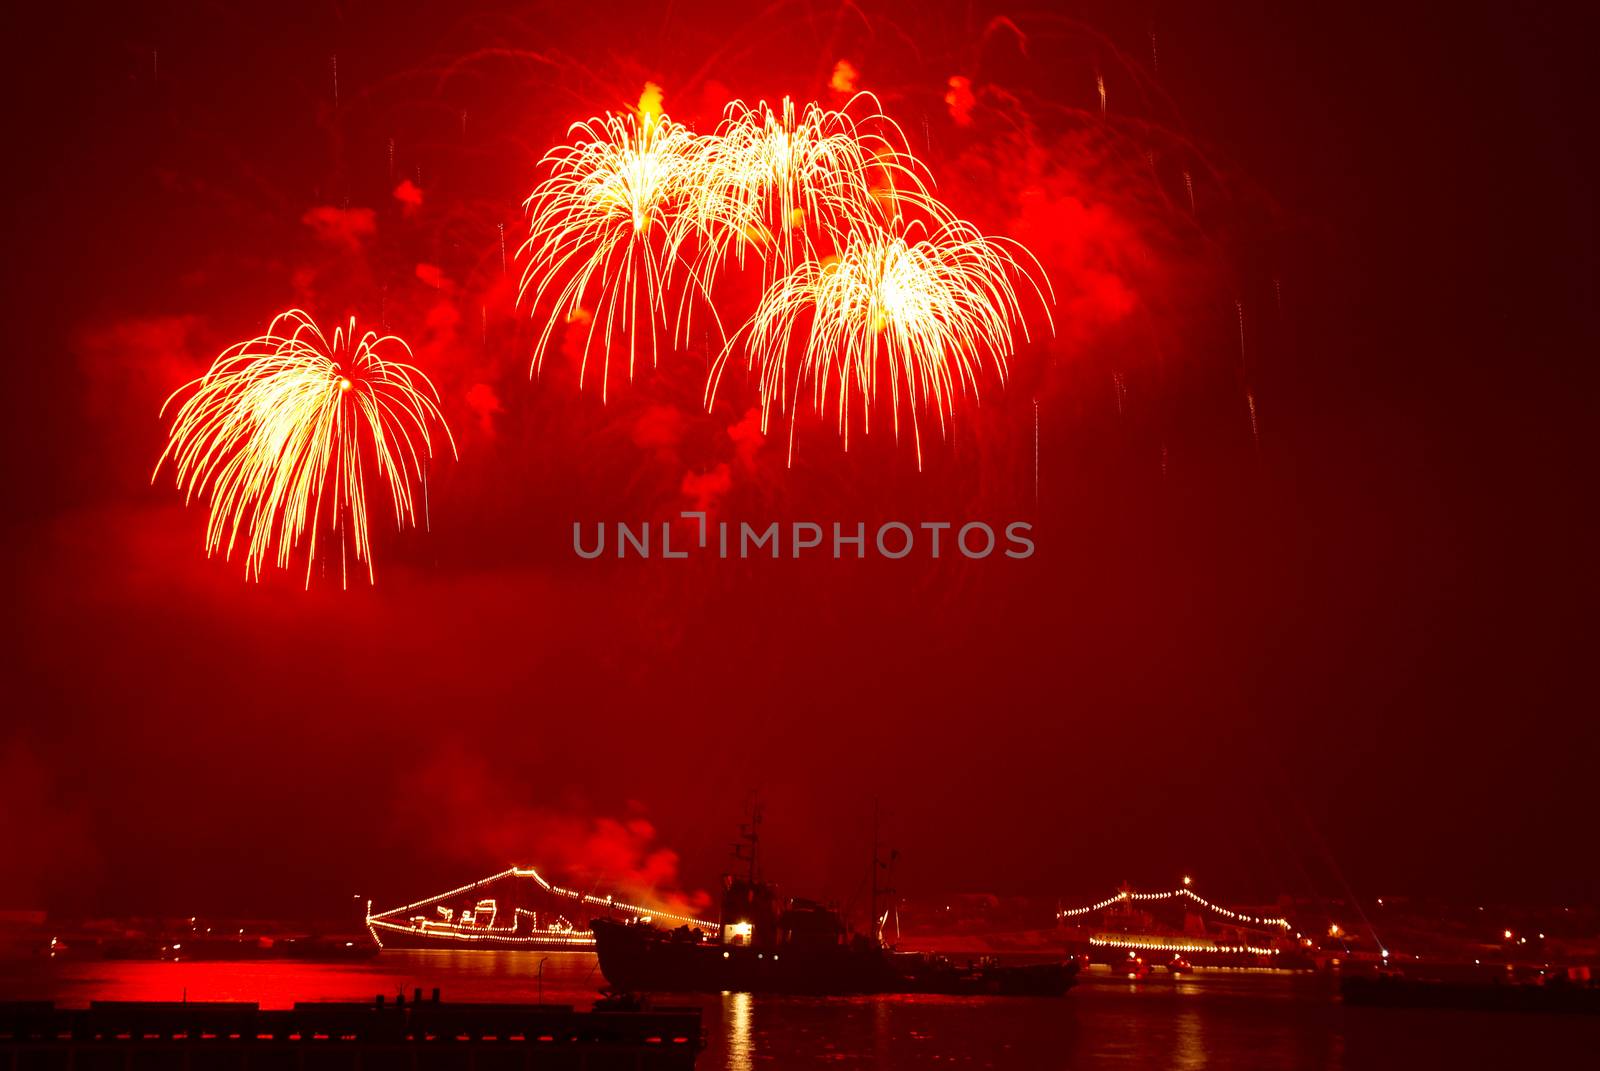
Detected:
[154,310,456,586]
[523,87,1054,463]
[518,98,706,401]
[712,218,1051,468]
[682,94,943,285]
[1034,397,1041,504]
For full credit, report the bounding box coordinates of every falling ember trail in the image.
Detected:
[521,89,1055,464]
[717,219,1050,470]
[154,309,456,585]
[1033,398,1040,505]
[518,100,702,399]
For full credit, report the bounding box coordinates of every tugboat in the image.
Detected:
[590,810,1076,997]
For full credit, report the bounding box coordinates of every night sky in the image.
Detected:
[4,1,1592,920]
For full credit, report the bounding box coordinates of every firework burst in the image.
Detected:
[682,94,939,280]
[518,96,706,400]
[154,310,455,586]
[713,219,1051,467]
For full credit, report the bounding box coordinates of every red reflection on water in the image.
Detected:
[4,951,603,1008]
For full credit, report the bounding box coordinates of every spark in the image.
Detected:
[683,95,941,285]
[1235,298,1246,363]
[713,218,1050,467]
[518,98,704,400]
[154,310,456,586]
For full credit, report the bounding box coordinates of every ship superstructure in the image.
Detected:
[1056,878,1308,967]
[366,867,718,951]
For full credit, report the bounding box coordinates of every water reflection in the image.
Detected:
[1173,1005,1206,1070]
[722,990,753,1071]
[3,954,1593,1069]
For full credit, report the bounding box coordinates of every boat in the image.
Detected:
[1056,880,1308,969]
[590,810,1076,997]
[366,866,715,952]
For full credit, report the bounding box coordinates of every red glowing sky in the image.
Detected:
[3,0,1593,918]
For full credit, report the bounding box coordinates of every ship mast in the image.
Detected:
[869,801,896,948]
[732,804,762,884]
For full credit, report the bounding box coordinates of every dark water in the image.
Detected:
[3,952,1596,1068]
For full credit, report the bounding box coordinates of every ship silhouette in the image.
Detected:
[592,809,1077,996]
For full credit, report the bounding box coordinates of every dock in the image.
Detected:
[0,993,703,1069]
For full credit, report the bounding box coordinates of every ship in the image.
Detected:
[591,810,1077,997]
[1054,879,1312,969]
[366,867,717,952]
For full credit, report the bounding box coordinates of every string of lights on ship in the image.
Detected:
[1055,878,1292,957]
[365,866,718,949]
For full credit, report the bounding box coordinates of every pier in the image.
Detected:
[0,994,703,1069]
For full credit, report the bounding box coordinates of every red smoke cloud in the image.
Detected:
[681,463,732,512]
[727,407,766,470]
[465,382,505,437]
[402,750,711,916]
[945,76,976,126]
[632,403,686,457]
[301,205,377,249]
[0,740,98,907]
[393,179,424,213]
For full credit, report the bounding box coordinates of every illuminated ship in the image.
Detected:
[365,867,717,952]
[1055,878,1312,969]
[591,812,1077,996]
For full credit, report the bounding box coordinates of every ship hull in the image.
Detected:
[372,929,594,953]
[591,921,1074,997]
